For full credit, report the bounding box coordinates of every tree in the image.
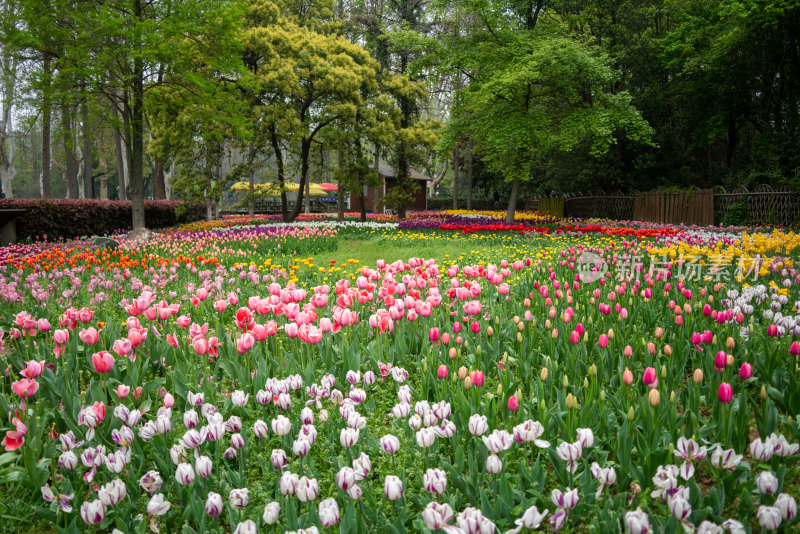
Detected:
[241,0,386,222]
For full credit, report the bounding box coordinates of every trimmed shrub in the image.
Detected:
[0,199,205,241]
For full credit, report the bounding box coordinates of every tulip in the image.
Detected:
[19,360,45,378]
[295,476,319,502]
[693,368,704,384]
[437,364,448,379]
[147,494,171,516]
[229,488,249,509]
[648,389,660,407]
[756,471,779,495]
[623,368,634,385]
[624,507,650,534]
[11,378,39,398]
[739,362,753,380]
[233,520,257,534]
[423,502,454,530]
[263,501,280,524]
[717,382,733,403]
[319,498,340,527]
[205,492,223,517]
[775,493,797,521]
[80,499,106,525]
[757,505,782,531]
[380,434,400,454]
[423,468,447,494]
[175,462,195,485]
[508,395,519,411]
[486,453,503,474]
[91,351,114,374]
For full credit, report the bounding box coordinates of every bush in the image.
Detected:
[0,199,205,241]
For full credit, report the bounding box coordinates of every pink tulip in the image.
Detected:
[623,368,634,385]
[739,363,753,380]
[192,337,209,356]
[115,385,131,398]
[429,328,440,342]
[790,341,800,356]
[714,351,727,372]
[163,393,174,408]
[92,351,114,374]
[20,360,45,378]
[643,367,657,386]
[598,334,608,348]
[438,365,448,379]
[508,395,519,411]
[11,378,39,398]
[717,382,733,403]
[470,370,485,387]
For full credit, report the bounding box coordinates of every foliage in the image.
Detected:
[0,198,204,240]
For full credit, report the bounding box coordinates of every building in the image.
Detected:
[349,165,432,214]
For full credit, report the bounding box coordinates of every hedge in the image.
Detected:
[0,199,206,241]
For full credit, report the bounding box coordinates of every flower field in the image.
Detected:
[0,211,798,534]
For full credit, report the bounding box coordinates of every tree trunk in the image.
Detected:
[248,167,255,216]
[0,65,16,198]
[358,169,366,222]
[288,138,312,222]
[373,145,380,213]
[81,96,92,198]
[164,161,174,200]
[304,166,310,214]
[466,142,473,210]
[41,56,52,198]
[129,0,145,233]
[337,148,345,222]
[452,145,459,210]
[270,130,288,221]
[505,174,521,224]
[98,128,109,200]
[61,100,78,198]
[114,124,127,200]
[154,159,166,199]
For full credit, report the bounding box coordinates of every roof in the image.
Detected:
[372,164,432,182]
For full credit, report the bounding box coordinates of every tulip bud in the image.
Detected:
[607,328,614,339]
[563,375,569,388]
[600,389,606,401]
[760,385,767,400]
[518,321,525,331]
[566,393,575,410]
[476,345,481,356]
[551,328,559,339]
[660,365,667,378]
[627,406,635,421]
[693,368,703,384]
[487,326,494,337]
[540,367,548,381]
[584,377,589,388]
[726,337,735,350]
[669,390,675,403]
[496,384,503,396]
[648,389,660,407]
[539,398,546,411]
[517,332,523,342]
[589,364,597,376]
[458,366,468,379]
[464,377,473,389]
[664,344,672,357]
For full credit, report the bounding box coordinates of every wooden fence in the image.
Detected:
[527,185,798,225]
